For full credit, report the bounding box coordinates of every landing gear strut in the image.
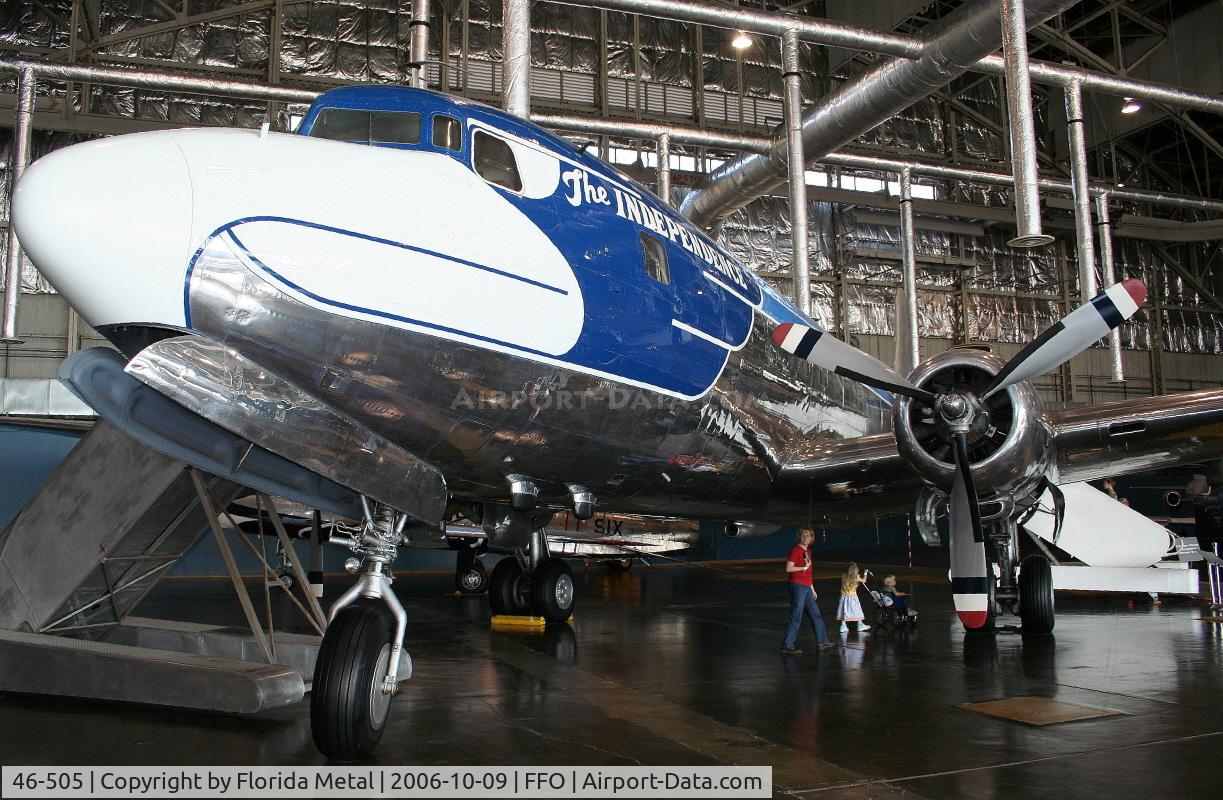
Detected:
[488,528,575,623]
[982,518,1054,634]
[311,498,410,761]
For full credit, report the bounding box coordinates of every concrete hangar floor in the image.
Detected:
[0,557,1218,800]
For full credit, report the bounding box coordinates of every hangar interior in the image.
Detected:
[1,0,1223,796]
[2,0,1223,400]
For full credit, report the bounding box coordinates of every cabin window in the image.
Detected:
[309,108,421,145]
[640,233,670,285]
[433,115,461,151]
[472,130,523,192]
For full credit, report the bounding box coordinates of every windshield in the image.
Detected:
[308,108,422,146]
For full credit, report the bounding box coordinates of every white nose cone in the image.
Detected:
[12,132,193,330]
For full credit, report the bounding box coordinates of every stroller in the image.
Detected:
[865,576,918,629]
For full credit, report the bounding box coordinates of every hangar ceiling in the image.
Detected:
[1,0,1221,400]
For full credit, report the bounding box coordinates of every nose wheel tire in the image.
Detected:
[1019,554,1055,634]
[311,602,397,761]
[456,560,487,594]
[531,557,575,623]
[489,557,532,615]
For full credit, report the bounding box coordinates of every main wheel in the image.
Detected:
[531,557,576,623]
[489,557,531,615]
[456,560,487,594]
[1019,554,1055,634]
[311,602,396,761]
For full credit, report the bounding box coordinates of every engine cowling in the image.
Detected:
[724,521,783,539]
[893,346,1053,501]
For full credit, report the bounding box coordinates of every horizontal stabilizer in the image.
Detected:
[1022,482,1173,567]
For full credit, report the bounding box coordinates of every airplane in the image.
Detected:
[12,83,1223,760]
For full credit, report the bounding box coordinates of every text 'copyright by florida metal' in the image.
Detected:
[0,766,771,798]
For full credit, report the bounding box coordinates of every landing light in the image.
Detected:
[731,31,753,49]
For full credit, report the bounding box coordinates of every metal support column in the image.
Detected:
[656,133,671,206]
[897,167,920,376]
[1001,0,1052,248]
[1094,191,1125,382]
[502,0,530,116]
[1065,81,1098,304]
[409,0,432,88]
[782,29,811,315]
[2,67,34,343]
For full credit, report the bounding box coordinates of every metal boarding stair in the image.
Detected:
[0,421,313,712]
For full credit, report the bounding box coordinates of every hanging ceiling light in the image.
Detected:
[731,31,753,49]
[1121,97,1142,115]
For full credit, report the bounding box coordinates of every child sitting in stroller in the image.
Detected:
[881,574,916,616]
[866,573,918,627]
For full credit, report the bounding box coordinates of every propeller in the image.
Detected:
[771,322,935,404]
[772,279,1147,629]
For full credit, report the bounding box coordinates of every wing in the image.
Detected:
[770,432,926,521]
[1048,387,1223,484]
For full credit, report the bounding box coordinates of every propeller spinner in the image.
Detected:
[772,279,1147,628]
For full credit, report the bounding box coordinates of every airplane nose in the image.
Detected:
[12,132,193,330]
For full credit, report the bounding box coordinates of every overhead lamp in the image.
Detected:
[731,31,753,49]
[1121,97,1142,115]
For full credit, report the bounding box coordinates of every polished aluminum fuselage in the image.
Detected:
[189,253,895,523]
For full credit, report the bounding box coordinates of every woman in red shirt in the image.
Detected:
[781,527,834,655]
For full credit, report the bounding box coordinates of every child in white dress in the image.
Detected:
[836,562,871,633]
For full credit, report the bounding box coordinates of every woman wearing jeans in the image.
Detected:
[781,527,834,655]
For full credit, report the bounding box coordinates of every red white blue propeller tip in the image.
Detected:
[1119,278,1147,309]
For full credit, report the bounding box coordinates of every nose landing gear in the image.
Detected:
[311,498,411,761]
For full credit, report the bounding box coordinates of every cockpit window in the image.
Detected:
[309,108,421,145]
[640,233,670,285]
[433,115,461,151]
[472,130,523,192]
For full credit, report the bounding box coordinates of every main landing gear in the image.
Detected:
[978,519,1054,635]
[311,498,410,761]
[488,528,575,623]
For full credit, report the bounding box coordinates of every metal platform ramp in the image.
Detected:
[0,421,245,635]
[0,421,311,712]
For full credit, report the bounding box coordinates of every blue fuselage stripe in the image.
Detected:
[235,215,568,296]
[224,229,559,360]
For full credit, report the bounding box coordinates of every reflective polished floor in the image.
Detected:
[1,558,1221,799]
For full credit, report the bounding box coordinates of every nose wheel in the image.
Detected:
[311,499,411,761]
[311,602,397,760]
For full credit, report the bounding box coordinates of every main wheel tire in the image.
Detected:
[489,557,531,615]
[311,602,396,761]
[531,557,576,623]
[456,560,488,594]
[1019,554,1055,634]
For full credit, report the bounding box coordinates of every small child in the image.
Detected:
[836,562,871,633]
[880,574,917,616]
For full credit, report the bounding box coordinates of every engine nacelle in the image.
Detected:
[893,347,1054,500]
[724,521,783,539]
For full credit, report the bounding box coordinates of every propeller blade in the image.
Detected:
[949,432,990,629]
[981,279,1146,399]
[772,323,935,404]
